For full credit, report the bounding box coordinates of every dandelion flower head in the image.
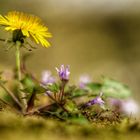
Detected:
[0,11,52,47]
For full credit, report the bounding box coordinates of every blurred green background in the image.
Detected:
[0,0,140,100]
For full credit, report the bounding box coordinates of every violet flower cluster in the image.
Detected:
[85,92,105,107]
[56,65,70,81]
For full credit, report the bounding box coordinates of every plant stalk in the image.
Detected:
[59,81,67,102]
[15,41,27,111]
[46,91,68,113]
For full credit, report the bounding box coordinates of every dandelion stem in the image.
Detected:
[15,41,27,111]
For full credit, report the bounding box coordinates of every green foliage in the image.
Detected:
[0,64,134,125]
[82,77,132,99]
[47,83,60,93]
[21,75,46,94]
[64,100,78,113]
[71,88,87,98]
[21,75,35,94]
[101,78,132,98]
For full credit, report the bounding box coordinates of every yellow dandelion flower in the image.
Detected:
[0,11,52,47]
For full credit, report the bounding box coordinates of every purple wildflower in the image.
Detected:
[41,70,55,85]
[56,65,70,81]
[121,99,139,116]
[109,98,139,116]
[85,92,105,107]
[79,74,91,88]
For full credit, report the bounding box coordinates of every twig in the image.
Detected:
[36,103,55,112]
[0,38,12,43]
[0,82,22,108]
[0,97,22,114]
[46,91,58,103]
[0,97,12,107]
[0,38,5,42]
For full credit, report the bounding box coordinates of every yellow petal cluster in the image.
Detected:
[0,11,52,47]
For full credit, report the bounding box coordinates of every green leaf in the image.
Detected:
[21,75,35,88]
[21,87,34,94]
[71,89,87,98]
[64,100,78,113]
[34,85,46,93]
[102,78,132,99]
[21,75,35,94]
[21,75,46,94]
[47,83,59,93]
[86,83,102,95]
[87,83,102,90]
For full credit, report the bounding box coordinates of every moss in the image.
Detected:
[0,110,140,140]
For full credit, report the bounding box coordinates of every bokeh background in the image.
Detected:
[0,0,140,100]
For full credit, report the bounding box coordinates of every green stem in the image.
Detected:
[15,41,27,111]
[16,42,21,83]
[59,81,67,102]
